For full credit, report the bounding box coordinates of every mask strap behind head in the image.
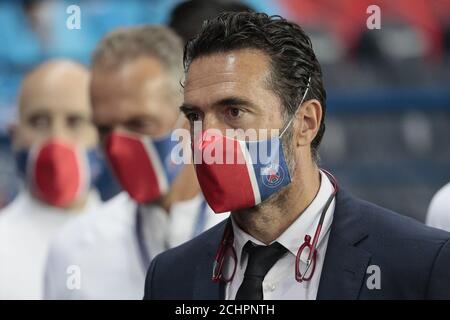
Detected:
[280,76,312,138]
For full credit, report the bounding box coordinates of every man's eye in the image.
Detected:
[126,119,155,133]
[67,116,87,129]
[29,115,50,130]
[97,125,112,137]
[227,107,242,118]
[186,112,200,122]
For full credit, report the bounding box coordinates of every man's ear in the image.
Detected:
[295,99,322,147]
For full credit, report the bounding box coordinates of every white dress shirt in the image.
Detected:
[426,182,450,232]
[225,170,336,300]
[44,192,227,299]
[0,189,102,300]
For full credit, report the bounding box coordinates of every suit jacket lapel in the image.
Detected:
[317,189,371,300]
[193,220,227,300]
[192,189,372,300]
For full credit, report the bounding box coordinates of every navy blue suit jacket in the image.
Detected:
[144,189,450,299]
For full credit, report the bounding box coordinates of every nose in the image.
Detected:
[48,116,72,143]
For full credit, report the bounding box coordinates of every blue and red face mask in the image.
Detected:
[104,130,184,204]
[193,131,291,213]
[15,139,102,208]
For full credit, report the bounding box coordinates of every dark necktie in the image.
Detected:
[235,241,288,300]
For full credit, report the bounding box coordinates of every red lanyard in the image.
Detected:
[211,169,338,284]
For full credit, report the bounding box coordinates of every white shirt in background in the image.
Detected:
[225,170,335,300]
[426,182,450,232]
[0,190,102,299]
[44,192,227,300]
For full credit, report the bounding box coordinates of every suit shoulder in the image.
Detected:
[145,220,227,299]
[151,220,226,269]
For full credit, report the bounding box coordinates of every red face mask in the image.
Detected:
[104,131,184,204]
[29,140,89,207]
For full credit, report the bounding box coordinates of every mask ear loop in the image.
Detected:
[279,76,312,138]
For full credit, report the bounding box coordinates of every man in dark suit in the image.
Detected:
[144,12,450,300]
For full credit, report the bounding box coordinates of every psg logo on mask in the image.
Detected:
[261,164,285,188]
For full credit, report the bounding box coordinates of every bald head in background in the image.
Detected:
[12,59,97,150]
[0,61,104,301]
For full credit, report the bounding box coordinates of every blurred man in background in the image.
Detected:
[0,60,103,299]
[44,25,226,299]
[426,183,450,232]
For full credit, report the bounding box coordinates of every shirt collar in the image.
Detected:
[231,170,335,265]
[231,215,265,267]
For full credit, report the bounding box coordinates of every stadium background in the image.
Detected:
[0,0,449,222]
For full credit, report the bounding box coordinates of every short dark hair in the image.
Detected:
[184,12,326,160]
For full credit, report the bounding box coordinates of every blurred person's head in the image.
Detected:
[10,59,99,210]
[182,12,326,215]
[21,0,54,46]
[169,0,253,43]
[90,25,197,208]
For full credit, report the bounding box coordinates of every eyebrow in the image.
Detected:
[180,96,257,113]
[26,109,51,117]
[179,104,198,114]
